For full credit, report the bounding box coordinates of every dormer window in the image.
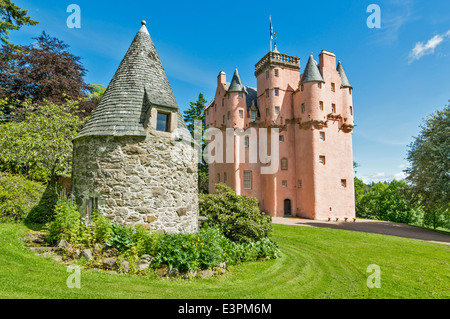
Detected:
[156,112,170,132]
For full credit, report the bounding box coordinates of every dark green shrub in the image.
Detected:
[0,172,46,222]
[106,223,135,251]
[131,224,161,257]
[92,210,112,245]
[199,184,272,243]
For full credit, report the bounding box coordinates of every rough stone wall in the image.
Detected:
[72,131,198,234]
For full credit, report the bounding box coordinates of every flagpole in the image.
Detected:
[269,15,272,52]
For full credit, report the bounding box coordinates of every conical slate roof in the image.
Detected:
[300,54,324,84]
[76,21,183,139]
[227,68,245,93]
[336,60,352,88]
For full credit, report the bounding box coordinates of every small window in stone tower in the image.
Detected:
[349,88,352,95]
[266,90,269,98]
[266,108,270,116]
[318,82,322,89]
[251,110,257,121]
[274,69,279,77]
[156,112,170,132]
[332,103,336,113]
[319,101,324,111]
[319,155,326,165]
[298,180,302,188]
[341,179,347,188]
[301,84,304,91]
[282,180,287,187]
[238,92,243,98]
[301,103,305,113]
[274,106,280,115]
[266,70,269,79]
[350,106,353,115]
[243,171,252,190]
[279,135,284,142]
[244,136,249,147]
[239,110,244,118]
[319,131,325,141]
[281,158,288,170]
[217,173,220,183]
[86,197,98,222]
[274,88,279,96]
[331,82,335,92]
[227,111,231,120]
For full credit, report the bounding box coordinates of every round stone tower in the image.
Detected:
[71,21,199,234]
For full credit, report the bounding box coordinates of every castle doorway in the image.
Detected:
[284,199,292,216]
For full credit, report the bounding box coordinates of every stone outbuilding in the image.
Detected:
[72,21,198,234]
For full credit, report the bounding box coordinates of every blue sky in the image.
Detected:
[9,0,450,183]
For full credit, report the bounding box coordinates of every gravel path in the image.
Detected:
[272,217,450,246]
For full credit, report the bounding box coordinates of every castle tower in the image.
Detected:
[72,21,199,233]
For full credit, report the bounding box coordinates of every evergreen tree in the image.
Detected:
[0,0,38,48]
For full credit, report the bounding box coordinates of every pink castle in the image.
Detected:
[205,47,355,220]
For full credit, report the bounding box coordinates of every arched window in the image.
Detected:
[281,158,288,170]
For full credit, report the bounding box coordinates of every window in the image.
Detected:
[331,83,335,92]
[266,108,270,116]
[332,103,336,113]
[341,179,347,188]
[282,180,287,187]
[274,106,280,115]
[222,115,225,124]
[228,111,230,120]
[279,135,284,142]
[243,171,252,189]
[319,131,325,141]
[319,155,326,165]
[239,110,244,118]
[349,88,352,95]
[274,88,279,96]
[251,110,257,121]
[217,173,220,183]
[156,112,170,132]
[298,180,302,188]
[215,103,217,111]
[238,92,243,98]
[224,172,227,184]
[301,84,304,92]
[281,158,288,170]
[266,70,269,79]
[319,101,324,111]
[301,103,305,113]
[244,136,249,147]
[350,106,353,115]
[318,82,322,89]
[86,197,98,221]
[266,90,269,98]
[274,69,279,77]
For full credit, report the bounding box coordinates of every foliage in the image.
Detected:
[183,92,209,193]
[0,31,91,113]
[405,105,449,229]
[106,223,135,252]
[45,198,81,245]
[356,180,419,224]
[199,183,272,243]
[92,209,111,245]
[0,98,87,182]
[131,224,160,257]
[0,171,46,222]
[0,0,38,48]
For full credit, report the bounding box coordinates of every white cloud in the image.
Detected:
[408,30,450,62]
[397,163,407,169]
[361,171,406,184]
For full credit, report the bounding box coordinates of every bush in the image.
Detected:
[0,172,46,222]
[199,184,272,243]
[92,210,112,245]
[45,198,81,244]
[106,223,135,252]
[131,224,160,257]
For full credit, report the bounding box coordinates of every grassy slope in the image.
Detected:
[0,223,448,299]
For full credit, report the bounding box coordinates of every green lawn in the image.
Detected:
[0,222,448,299]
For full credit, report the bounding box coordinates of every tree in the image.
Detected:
[0,0,38,48]
[0,31,91,113]
[405,105,449,229]
[183,93,209,193]
[0,98,87,183]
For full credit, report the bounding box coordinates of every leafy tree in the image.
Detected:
[0,98,87,183]
[0,0,38,48]
[0,32,92,114]
[405,105,449,229]
[183,93,209,193]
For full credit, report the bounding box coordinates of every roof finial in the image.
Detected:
[141,20,146,26]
